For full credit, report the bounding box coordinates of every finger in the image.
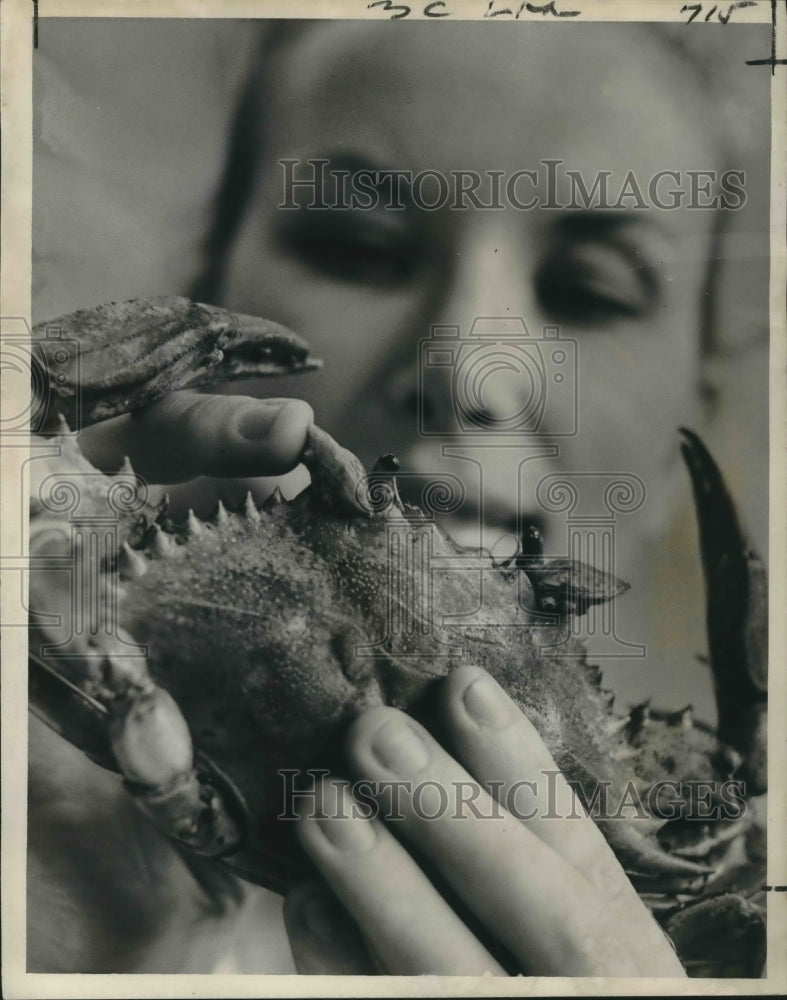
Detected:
[439,665,636,899]
[295,778,506,976]
[284,881,376,975]
[345,707,684,976]
[77,391,314,482]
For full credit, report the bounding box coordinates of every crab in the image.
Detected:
[27,297,767,977]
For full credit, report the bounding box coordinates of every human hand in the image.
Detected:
[28,390,314,972]
[286,665,686,977]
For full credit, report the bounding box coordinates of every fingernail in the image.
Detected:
[463,673,514,730]
[237,402,281,441]
[369,716,429,775]
[314,781,376,852]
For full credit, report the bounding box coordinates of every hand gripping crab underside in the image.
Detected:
[27,298,768,977]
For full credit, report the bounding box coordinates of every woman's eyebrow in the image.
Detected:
[318,151,384,172]
[313,151,415,204]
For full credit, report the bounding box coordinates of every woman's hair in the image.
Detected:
[189,21,300,305]
[190,20,753,376]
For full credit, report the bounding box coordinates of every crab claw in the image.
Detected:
[679,428,767,794]
[33,296,321,430]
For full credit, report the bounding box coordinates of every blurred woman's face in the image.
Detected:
[221,23,719,570]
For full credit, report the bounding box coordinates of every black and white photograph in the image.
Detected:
[1,0,785,991]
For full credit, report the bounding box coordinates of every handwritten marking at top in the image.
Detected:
[485,0,581,16]
[367,0,452,16]
[366,0,581,17]
[681,2,757,24]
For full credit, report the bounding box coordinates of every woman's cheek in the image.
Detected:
[567,324,698,471]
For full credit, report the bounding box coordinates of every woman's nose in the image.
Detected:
[385,227,542,434]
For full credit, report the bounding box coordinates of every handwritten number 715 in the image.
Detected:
[681,2,757,23]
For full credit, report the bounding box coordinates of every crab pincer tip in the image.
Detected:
[221,308,322,369]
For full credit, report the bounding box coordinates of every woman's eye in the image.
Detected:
[537,243,657,325]
[275,211,422,286]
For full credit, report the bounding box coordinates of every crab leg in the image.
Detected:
[28,520,242,857]
[679,428,767,794]
[29,651,116,769]
[301,424,376,516]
